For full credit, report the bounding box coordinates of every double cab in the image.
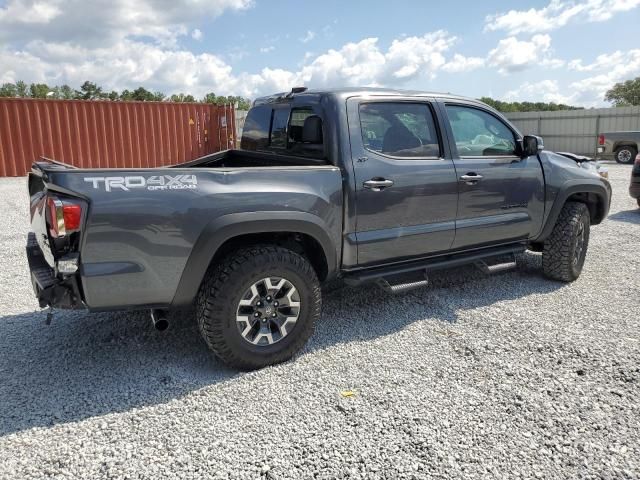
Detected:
[27,88,611,369]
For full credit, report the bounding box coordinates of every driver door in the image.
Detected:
[440,102,545,249]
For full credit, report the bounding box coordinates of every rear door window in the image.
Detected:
[359,102,441,158]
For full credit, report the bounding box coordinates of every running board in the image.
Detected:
[475,254,517,275]
[344,244,525,287]
[376,272,429,294]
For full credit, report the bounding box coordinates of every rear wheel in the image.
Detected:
[197,245,321,370]
[542,202,590,282]
[615,146,637,164]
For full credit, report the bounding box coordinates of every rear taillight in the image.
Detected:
[598,134,605,145]
[47,196,82,238]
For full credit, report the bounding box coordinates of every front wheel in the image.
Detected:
[197,245,321,370]
[542,202,590,282]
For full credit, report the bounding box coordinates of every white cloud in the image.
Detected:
[501,49,640,107]
[485,0,640,35]
[259,46,275,53]
[300,30,316,43]
[0,0,252,46]
[504,80,577,105]
[384,31,455,80]
[487,34,559,74]
[191,29,203,41]
[569,49,640,105]
[0,29,472,98]
[568,51,626,71]
[441,54,485,73]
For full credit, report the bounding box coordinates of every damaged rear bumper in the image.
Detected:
[26,232,84,309]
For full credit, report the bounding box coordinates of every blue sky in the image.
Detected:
[0,0,638,106]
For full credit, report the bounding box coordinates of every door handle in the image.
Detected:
[459,173,483,184]
[363,178,394,191]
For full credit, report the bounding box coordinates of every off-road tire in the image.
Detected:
[196,245,321,370]
[615,146,637,164]
[542,202,590,282]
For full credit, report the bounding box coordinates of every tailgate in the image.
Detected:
[27,158,86,309]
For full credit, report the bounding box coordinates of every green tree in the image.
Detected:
[0,83,18,97]
[202,92,218,104]
[170,93,196,102]
[131,87,155,101]
[479,97,582,112]
[15,80,28,97]
[201,92,251,109]
[75,81,104,100]
[29,83,51,98]
[605,77,640,106]
[59,85,75,99]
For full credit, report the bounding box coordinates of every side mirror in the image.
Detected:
[522,135,544,157]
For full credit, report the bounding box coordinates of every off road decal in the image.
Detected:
[84,175,198,192]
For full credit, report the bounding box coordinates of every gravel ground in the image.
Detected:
[0,164,639,479]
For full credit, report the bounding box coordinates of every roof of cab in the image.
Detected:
[253,87,478,106]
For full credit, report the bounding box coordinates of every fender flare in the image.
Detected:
[535,180,611,242]
[171,211,338,307]
[613,141,640,152]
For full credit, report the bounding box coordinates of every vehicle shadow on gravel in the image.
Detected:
[608,209,640,224]
[0,253,562,436]
[310,251,564,350]
[0,308,237,436]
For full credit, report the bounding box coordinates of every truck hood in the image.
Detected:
[542,150,608,180]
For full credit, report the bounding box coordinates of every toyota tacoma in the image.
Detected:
[26,87,612,369]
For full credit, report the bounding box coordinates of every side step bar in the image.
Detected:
[475,253,518,275]
[377,272,429,294]
[344,244,525,291]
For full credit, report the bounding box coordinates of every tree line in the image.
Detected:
[478,97,583,112]
[0,80,252,110]
[3,76,639,111]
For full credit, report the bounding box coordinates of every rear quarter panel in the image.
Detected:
[44,167,342,310]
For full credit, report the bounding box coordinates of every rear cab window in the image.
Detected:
[240,104,325,159]
[359,102,441,158]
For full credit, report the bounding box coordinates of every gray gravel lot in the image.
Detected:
[0,164,639,479]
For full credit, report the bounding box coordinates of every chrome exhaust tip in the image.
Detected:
[150,309,169,331]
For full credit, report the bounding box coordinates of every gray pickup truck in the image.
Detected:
[597,131,640,164]
[26,87,611,369]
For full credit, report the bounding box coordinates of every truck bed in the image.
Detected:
[27,154,342,311]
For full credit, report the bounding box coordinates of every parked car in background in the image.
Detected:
[630,154,640,207]
[597,131,640,164]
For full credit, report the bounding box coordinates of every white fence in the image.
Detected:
[506,106,640,156]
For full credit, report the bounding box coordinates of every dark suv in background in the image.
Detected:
[630,153,640,207]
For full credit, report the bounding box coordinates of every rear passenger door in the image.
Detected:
[347,98,459,266]
[440,102,545,249]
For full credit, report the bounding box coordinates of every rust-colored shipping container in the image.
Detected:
[0,98,237,177]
